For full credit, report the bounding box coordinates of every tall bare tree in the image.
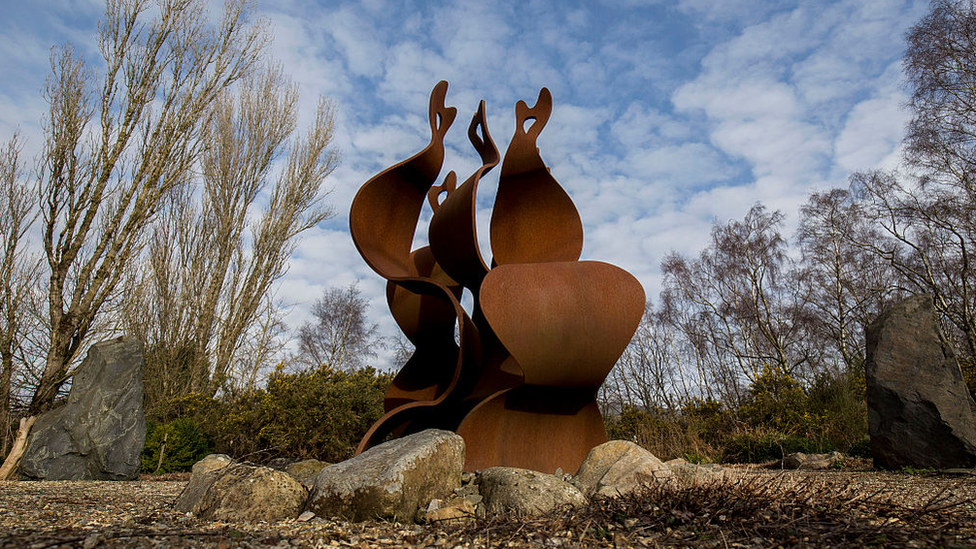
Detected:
[123,65,338,405]
[905,0,976,189]
[839,0,976,361]
[31,0,266,416]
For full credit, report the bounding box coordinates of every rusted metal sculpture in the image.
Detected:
[350,81,645,473]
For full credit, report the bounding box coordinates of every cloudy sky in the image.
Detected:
[0,0,928,368]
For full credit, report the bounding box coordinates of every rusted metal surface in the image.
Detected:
[490,88,584,266]
[351,81,645,473]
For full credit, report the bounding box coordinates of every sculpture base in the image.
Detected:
[456,385,606,473]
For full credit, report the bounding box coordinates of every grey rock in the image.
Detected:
[305,429,464,523]
[866,295,976,469]
[453,483,479,498]
[285,459,330,482]
[176,454,234,511]
[781,451,843,470]
[20,337,146,480]
[664,458,725,481]
[191,454,233,475]
[462,494,483,506]
[176,461,307,522]
[265,457,295,471]
[573,440,672,497]
[478,467,586,516]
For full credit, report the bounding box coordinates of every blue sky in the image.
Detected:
[0,0,928,368]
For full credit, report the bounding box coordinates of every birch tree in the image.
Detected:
[296,284,381,372]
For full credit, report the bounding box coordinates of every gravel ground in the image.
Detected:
[1,468,975,548]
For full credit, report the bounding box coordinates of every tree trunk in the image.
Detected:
[28,368,66,416]
[28,331,75,416]
[0,353,12,456]
[0,415,36,480]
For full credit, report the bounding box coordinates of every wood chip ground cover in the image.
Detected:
[1,468,974,548]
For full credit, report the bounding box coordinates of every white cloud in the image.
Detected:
[834,63,909,172]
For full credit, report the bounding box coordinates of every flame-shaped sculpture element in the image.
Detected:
[349,81,645,473]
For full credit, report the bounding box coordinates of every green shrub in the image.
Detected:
[140,418,214,474]
[605,405,653,442]
[682,398,737,446]
[738,366,808,433]
[233,366,391,462]
[148,366,393,464]
[602,368,866,464]
[804,370,867,450]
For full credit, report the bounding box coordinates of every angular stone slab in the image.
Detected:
[866,294,976,469]
[20,337,146,480]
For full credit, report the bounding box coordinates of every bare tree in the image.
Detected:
[225,296,290,394]
[850,169,976,356]
[602,302,692,414]
[836,0,976,361]
[31,0,267,417]
[123,65,338,405]
[296,284,382,372]
[0,135,40,456]
[796,188,896,372]
[905,0,976,189]
[660,204,816,407]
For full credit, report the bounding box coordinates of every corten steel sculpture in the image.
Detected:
[350,81,645,473]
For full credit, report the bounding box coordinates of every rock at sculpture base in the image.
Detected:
[191,453,234,475]
[423,497,478,522]
[866,295,976,469]
[20,337,146,480]
[478,467,586,516]
[572,440,672,497]
[176,454,234,511]
[305,429,464,523]
[176,459,307,523]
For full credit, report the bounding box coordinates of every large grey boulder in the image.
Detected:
[478,467,586,516]
[866,294,976,469]
[305,429,464,523]
[20,337,146,480]
[573,440,672,497]
[176,460,307,522]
